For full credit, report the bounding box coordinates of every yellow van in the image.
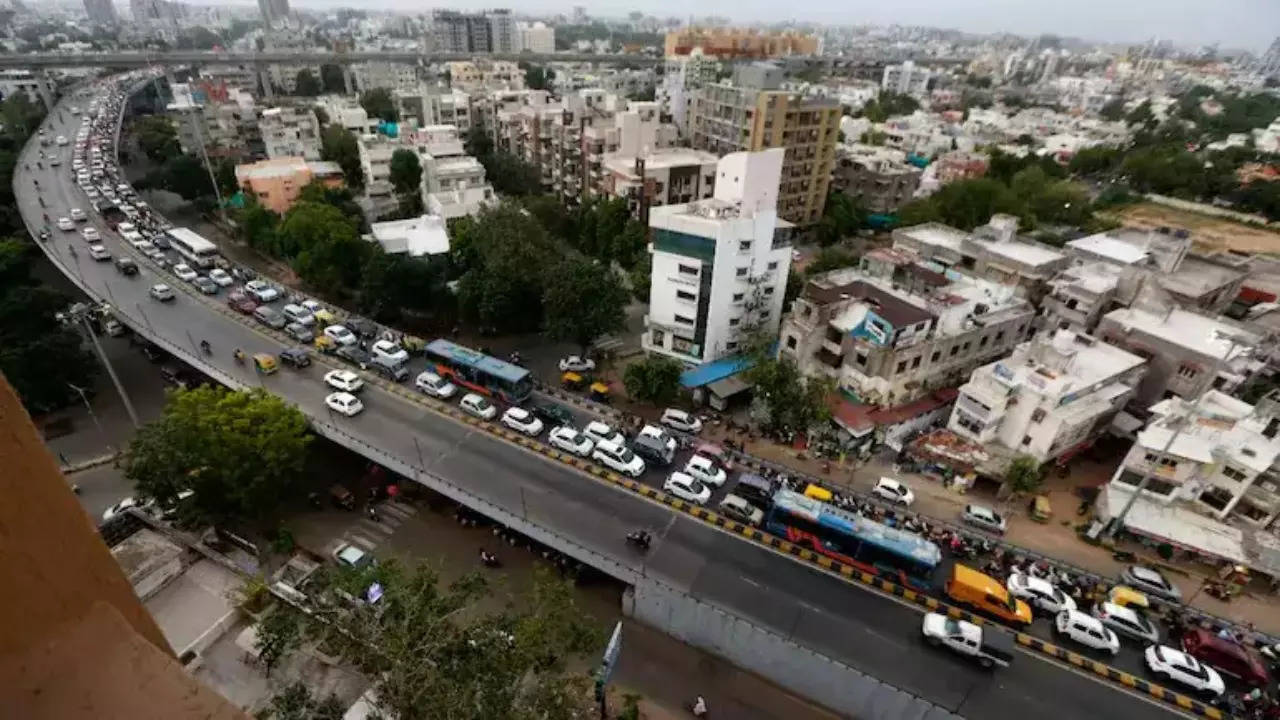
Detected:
[804,483,833,502]
[944,564,1033,627]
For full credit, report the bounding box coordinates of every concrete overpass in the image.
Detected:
[0,50,663,70]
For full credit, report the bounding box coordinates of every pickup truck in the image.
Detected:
[921,612,1015,669]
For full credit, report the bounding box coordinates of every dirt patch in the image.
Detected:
[1105,201,1280,255]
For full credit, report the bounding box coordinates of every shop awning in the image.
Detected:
[1100,485,1247,565]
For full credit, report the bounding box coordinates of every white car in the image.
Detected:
[1006,572,1076,615]
[87,244,111,261]
[460,393,497,420]
[324,324,357,347]
[558,355,596,373]
[325,391,364,417]
[501,407,544,436]
[583,420,625,447]
[69,207,87,221]
[1054,610,1120,656]
[208,268,233,287]
[660,408,702,434]
[172,263,197,282]
[592,439,645,478]
[872,477,915,506]
[80,227,100,242]
[372,339,409,366]
[332,543,372,569]
[1144,645,1225,698]
[244,279,280,303]
[664,471,711,505]
[324,369,364,393]
[57,217,75,231]
[961,504,1007,534]
[414,371,456,398]
[548,426,593,457]
[683,454,727,487]
[102,496,142,522]
[149,283,175,302]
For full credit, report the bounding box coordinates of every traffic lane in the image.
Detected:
[658,518,1182,720]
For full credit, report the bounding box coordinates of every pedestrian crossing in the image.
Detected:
[339,500,416,553]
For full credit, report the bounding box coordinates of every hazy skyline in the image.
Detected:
[285,0,1280,52]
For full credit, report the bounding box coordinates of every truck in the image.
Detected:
[921,612,1015,669]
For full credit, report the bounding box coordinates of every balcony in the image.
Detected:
[821,338,843,356]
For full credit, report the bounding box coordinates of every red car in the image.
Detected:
[226,289,258,315]
[1182,627,1271,689]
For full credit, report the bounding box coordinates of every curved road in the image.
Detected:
[14,79,1190,720]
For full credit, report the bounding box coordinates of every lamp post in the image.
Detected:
[67,382,112,454]
[60,303,141,429]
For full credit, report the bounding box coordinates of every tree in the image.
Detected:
[745,352,834,436]
[125,387,312,529]
[1125,100,1156,129]
[320,63,346,93]
[484,151,543,197]
[543,257,629,353]
[523,63,552,90]
[389,148,422,197]
[455,203,558,333]
[815,192,864,246]
[464,125,494,159]
[143,154,213,200]
[1098,98,1126,122]
[294,69,321,96]
[859,92,920,122]
[627,258,651,303]
[320,125,364,189]
[627,86,656,102]
[358,250,452,324]
[237,198,281,254]
[258,682,345,720]
[134,115,181,163]
[278,202,370,290]
[279,560,597,720]
[359,87,398,123]
[1003,455,1042,494]
[623,355,683,405]
[0,268,97,413]
[897,178,1026,230]
[254,607,303,677]
[1068,146,1122,176]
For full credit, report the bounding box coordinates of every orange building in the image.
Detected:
[234,156,345,214]
[0,374,248,720]
[665,27,819,59]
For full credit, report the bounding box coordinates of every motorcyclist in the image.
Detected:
[692,696,708,717]
[479,548,498,566]
[627,529,651,548]
[200,339,211,355]
[233,348,245,363]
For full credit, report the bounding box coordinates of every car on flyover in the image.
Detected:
[325,391,364,417]
[226,289,258,315]
[500,407,544,437]
[548,426,593,457]
[921,612,1014,669]
[324,369,364,394]
[1144,645,1224,699]
[149,283,175,302]
[279,348,311,369]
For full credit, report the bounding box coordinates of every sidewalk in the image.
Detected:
[703,423,1280,637]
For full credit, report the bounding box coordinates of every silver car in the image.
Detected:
[1120,565,1183,603]
[253,305,286,329]
[961,504,1006,534]
[285,321,314,342]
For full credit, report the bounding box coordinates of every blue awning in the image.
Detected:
[679,353,755,389]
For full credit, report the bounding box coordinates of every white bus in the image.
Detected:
[166,228,219,269]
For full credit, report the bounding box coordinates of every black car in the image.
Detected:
[114,256,138,276]
[347,316,379,340]
[335,345,371,370]
[533,401,574,428]
[279,348,311,369]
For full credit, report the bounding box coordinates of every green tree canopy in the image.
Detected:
[1098,97,1126,122]
[357,250,453,324]
[359,87,399,123]
[321,125,365,189]
[542,257,629,352]
[1125,100,1157,129]
[1004,455,1043,494]
[897,177,1025,230]
[454,203,558,333]
[139,154,213,200]
[859,92,920,123]
[805,245,860,277]
[623,355,683,405]
[294,69,321,96]
[745,351,835,436]
[257,682,344,720]
[134,115,181,163]
[389,148,422,196]
[319,64,346,93]
[125,387,312,529]
[816,192,865,246]
[523,63,552,90]
[0,270,97,413]
[279,201,371,290]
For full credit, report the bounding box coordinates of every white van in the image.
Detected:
[592,439,645,478]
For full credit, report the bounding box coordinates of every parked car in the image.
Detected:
[501,407,544,436]
[325,391,364,417]
[332,543,372,569]
[872,477,915,506]
[1145,645,1225,698]
[1054,609,1120,656]
[279,348,311,369]
[660,408,702,434]
[548,426,593,457]
[1091,602,1159,645]
[663,471,711,505]
[414,371,456,399]
[1006,572,1076,615]
[558,355,596,373]
[717,494,763,526]
[1120,565,1183,603]
[335,345,371,370]
[226,289,257,314]
[460,393,497,420]
[961,504,1007,534]
[149,283,174,302]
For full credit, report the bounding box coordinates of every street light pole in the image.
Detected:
[65,307,141,429]
[68,382,112,453]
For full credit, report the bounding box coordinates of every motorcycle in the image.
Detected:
[625,530,652,551]
[479,549,501,568]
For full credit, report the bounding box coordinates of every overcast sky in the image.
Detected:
[298,0,1279,52]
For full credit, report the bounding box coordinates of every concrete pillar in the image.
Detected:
[34,69,56,112]
[258,65,275,102]
[163,66,179,104]
[343,64,356,95]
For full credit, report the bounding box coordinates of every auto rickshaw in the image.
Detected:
[589,381,611,403]
[804,483,833,502]
[253,352,279,375]
[401,334,426,355]
[1028,494,1052,523]
[314,334,336,354]
[561,371,586,391]
[1107,585,1151,611]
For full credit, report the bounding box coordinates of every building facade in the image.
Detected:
[882,61,932,97]
[891,216,1070,300]
[644,149,794,365]
[602,147,719,222]
[235,157,343,214]
[833,144,922,213]
[259,105,322,160]
[518,22,555,54]
[664,28,819,59]
[689,63,840,226]
[352,62,419,94]
[84,0,118,25]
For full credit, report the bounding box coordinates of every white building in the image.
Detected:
[448,60,524,91]
[947,330,1147,469]
[517,22,555,54]
[486,10,517,54]
[658,52,720,138]
[366,215,451,257]
[413,124,495,220]
[396,88,472,132]
[0,69,45,107]
[315,95,377,135]
[602,147,719,220]
[259,105,322,160]
[643,149,793,365]
[881,61,932,98]
[353,62,419,94]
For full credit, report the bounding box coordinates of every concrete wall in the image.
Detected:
[625,578,964,720]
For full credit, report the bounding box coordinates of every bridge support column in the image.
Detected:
[258,65,275,102]
[35,69,56,112]
[343,64,356,95]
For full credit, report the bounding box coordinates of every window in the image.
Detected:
[733,292,745,302]
[673,314,694,325]
[996,330,1005,343]
[1115,470,1176,497]
[896,360,907,374]
[1031,408,1047,423]
[1222,466,1248,482]
[1022,435,1032,446]
[736,267,748,277]
[650,329,665,346]
[979,335,989,348]
[726,341,739,351]
[962,341,971,352]
[676,289,695,301]
[739,240,752,252]
[911,356,922,369]
[678,264,699,276]
[1199,487,1233,512]
[763,286,775,295]
[855,352,868,367]
[729,317,740,327]
[1159,458,1178,469]
[931,350,941,363]
[1177,364,1198,379]
[767,261,779,270]
[786,336,797,350]
[950,346,959,357]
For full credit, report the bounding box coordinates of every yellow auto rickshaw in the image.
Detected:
[253,352,279,375]
[314,335,336,354]
[1107,585,1151,610]
[1028,494,1052,523]
[589,381,611,403]
[561,371,586,391]
[804,483,833,502]
[401,334,426,354]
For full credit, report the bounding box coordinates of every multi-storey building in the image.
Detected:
[664,27,819,59]
[658,52,721,138]
[881,61,932,97]
[257,0,288,27]
[266,63,322,95]
[779,248,1035,406]
[518,22,555,54]
[947,330,1146,470]
[84,0,118,25]
[396,88,471,132]
[602,147,719,222]
[689,63,840,226]
[235,156,344,214]
[1106,388,1280,533]
[643,149,794,365]
[352,62,419,94]
[259,105,322,160]
[315,95,378,135]
[414,125,495,219]
[431,9,492,53]
[447,60,524,92]
[891,216,1070,300]
[833,144,922,213]
[486,9,516,53]
[0,70,45,108]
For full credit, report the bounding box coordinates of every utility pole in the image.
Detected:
[62,305,141,429]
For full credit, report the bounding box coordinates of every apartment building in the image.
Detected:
[882,61,932,98]
[431,9,494,53]
[659,52,722,138]
[235,156,344,214]
[259,105,321,160]
[779,248,1035,406]
[832,144,923,213]
[84,0,118,25]
[518,22,555,54]
[644,149,794,365]
[947,330,1146,469]
[0,69,45,108]
[266,63,322,95]
[414,125,495,219]
[352,62,419,94]
[602,147,719,222]
[664,27,819,59]
[1041,261,1132,335]
[689,63,840,226]
[315,95,378,135]
[1107,389,1280,533]
[1095,304,1262,408]
[448,60,524,92]
[892,216,1070,300]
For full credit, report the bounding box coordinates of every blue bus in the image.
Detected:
[764,489,941,591]
[424,339,532,404]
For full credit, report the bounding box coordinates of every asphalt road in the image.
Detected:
[13,79,1194,720]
